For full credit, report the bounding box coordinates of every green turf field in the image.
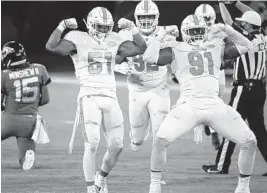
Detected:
[1,73,267,193]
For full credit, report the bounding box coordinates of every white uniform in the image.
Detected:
[118,27,173,144]
[157,38,254,145]
[64,31,124,145]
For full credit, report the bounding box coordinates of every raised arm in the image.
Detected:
[117,18,147,58]
[143,40,174,66]
[219,2,234,26]
[45,18,77,56]
[234,0,253,13]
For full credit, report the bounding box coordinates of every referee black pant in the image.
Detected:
[215,80,267,172]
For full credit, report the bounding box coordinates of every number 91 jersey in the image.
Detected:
[64,31,124,99]
[170,38,224,105]
[119,27,175,91]
[1,63,51,115]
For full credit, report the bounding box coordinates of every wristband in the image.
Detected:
[57,21,66,32]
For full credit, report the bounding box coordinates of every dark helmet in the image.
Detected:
[1,41,27,69]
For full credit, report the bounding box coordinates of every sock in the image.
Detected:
[151,170,162,184]
[238,138,256,175]
[238,176,251,188]
[83,143,98,185]
[150,137,169,174]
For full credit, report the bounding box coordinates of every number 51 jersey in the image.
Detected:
[64,31,124,99]
[170,38,225,108]
[1,63,51,115]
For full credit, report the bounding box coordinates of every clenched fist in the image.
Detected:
[118,18,135,30]
[57,18,78,32]
[165,25,179,37]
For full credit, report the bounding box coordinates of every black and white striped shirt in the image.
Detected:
[232,23,266,82]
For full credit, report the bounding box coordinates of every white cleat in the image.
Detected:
[87,185,98,193]
[235,186,250,193]
[95,172,108,193]
[235,177,250,193]
[22,150,35,170]
[149,183,161,193]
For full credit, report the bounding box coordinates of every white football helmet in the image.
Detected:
[181,14,208,45]
[134,0,159,34]
[195,4,216,27]
[85,7,114,42]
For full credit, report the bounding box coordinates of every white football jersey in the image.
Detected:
[170,38,225,109]
[118,27,175,91]
[64,31,124,99]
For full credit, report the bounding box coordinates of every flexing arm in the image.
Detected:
[143,39,174,66]
[215,24,253,50]
[219,2,234,26]
[234,0,253,13]
[224,41,249,59]
[116,18,147,59]
[117,39,147,59]
[39,85,50,106]
[46,19,77,55]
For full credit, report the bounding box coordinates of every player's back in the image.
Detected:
[171,38,224,107]
[2,63,48,115]
[118,27,173,91]
[64,30,123,98]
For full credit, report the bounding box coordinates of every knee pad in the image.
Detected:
[106,125,124,154]
[84,142,98,155]
[240,130,257,150]
[154,136,171,149]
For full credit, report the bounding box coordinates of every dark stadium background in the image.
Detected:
[2,1,267,72]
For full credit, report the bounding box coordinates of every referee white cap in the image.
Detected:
[235,11,262,27]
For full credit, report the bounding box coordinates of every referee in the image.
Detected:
[202,1,267,176]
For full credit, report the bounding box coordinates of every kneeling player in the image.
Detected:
[1,41,51,170]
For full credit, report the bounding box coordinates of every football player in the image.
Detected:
[143,15,258,193]
[1,41,51,170]
[194,3,226,149]
[116,0,179,153]
[46,7,146,193]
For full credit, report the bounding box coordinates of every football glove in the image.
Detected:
[165,25,179,37]
[57,18,78,32]
[118,18,138,35]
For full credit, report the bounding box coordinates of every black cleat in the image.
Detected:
[262,172,267,176]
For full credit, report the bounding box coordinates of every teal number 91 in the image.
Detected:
[188,51,214,76]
